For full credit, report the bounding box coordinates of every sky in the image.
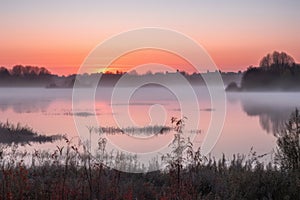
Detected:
[0,0,299,75]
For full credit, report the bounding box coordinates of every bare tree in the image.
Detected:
[260,51,295,68]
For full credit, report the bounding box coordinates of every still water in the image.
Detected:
[0,87,298,162]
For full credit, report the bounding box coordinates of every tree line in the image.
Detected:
[227,51,300,91]
[0,65,241,88]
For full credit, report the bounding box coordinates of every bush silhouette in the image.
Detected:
[276,109,300,170]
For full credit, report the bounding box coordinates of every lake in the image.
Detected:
[0,87,299,165]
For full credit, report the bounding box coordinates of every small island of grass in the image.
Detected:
[0,121,62,145]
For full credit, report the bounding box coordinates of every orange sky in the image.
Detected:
[99,49,196,74]
[0,1,299,75]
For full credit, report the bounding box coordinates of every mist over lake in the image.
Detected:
[1,86,297,161]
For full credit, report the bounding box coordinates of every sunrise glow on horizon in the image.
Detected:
[1,0,299,75]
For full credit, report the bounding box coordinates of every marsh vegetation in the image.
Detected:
[0,121,62,145]
[0,112,299,199]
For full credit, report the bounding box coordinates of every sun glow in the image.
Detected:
[89,49,195,75]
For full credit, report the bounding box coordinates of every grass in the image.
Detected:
[96,125,172,135]
[0,118,299,199]
[0,141,299,200]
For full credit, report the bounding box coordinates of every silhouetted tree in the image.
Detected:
[225,82,240,92]
[241,51,300,91]
[11,65,25,76]
[128,70,138,75]
[260,51,295,68]
[145,70,153,75]
[11,65,51,76]
[0,67,10,77]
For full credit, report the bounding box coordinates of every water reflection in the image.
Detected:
[228,93,300,135]
[0,88,72,113]
[0,97,51,113]
[2,87,299,160]
[3,88,299,137]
